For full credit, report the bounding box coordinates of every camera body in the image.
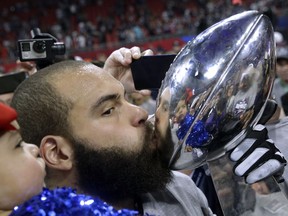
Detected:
[17,28,65,69]
[18,38,65,61]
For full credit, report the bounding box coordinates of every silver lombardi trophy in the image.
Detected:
[156,10,288,215]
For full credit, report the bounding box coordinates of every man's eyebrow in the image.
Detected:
[91,94,120,111]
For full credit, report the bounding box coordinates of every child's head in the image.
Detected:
[0,103,46,210]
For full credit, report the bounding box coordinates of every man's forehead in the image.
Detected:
[52,66,122,102]
[55,63,101,78]
[53,66,103,89]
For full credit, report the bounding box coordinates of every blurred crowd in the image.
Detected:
[0,0,288,69]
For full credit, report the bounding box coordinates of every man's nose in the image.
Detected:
[128,103,149,127]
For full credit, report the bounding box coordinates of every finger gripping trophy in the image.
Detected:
[157,10,287,215]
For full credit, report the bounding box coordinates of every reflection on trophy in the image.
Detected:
[156,10,288,215]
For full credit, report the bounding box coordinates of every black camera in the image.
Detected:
[18,28,65,69]
[18,38,65,61]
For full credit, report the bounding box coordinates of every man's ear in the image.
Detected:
[40,136,73,170]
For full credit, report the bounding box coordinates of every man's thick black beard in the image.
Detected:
[72,125,173,204]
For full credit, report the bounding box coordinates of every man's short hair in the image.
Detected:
[11,60,88,146]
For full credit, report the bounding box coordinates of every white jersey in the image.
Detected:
[141,171,215,216]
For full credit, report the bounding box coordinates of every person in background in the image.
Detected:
[272,46,288,116]
[0,103,46,215]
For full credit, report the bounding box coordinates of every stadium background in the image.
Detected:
[0,0,287,72]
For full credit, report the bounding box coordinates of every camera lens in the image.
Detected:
[32,40,46,53]
[51,42,65,55]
